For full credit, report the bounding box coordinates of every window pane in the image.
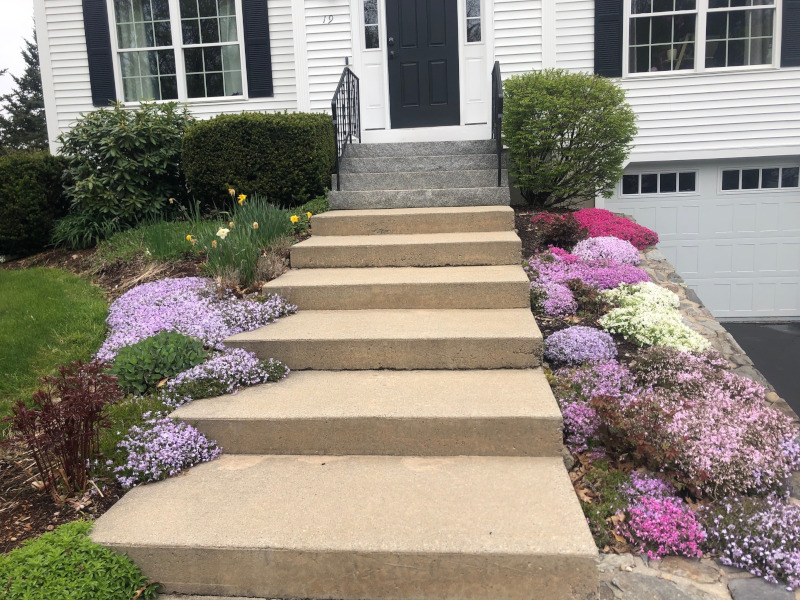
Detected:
[728,39,746,66]
[154,20,172,46]
[679,172,696,191]
[675,0,696,10]
[222,45,241,71]
[728,11,747,37]
[365,24,379,48]
[219,0,236,16]
[198,0,217,17]
[709,0,728,6]
[674,14,696,41]
[115,0,170,49]
[675,42,695,69]
[782,167,800,188]
[206,72,224,96]
[622,175,639,194]
[641,174,658,194]
[219,17,238,42]
[706,40,725,67]
[631,18,650,45]
[706,12,727,39]
[200,18,220,43]
[180,0,198,17]
[203,46,223,71]
[158,50,176,74]
[631,45,650,72]
[749,37,772,64]
[182,19,201,44]
[660,172,677,192]
[184,47,203,73]
[187,73,205,97]
[223,70,243,96]
[160,75,179,99]
[761,168,780,188]
[651,16,672,44]
[152,0,170,20]
[750,9,773,36]
[467,0,480,18]
[467,19,481,42]
[722,169,740,190]
[364,0,379,23]
[123,77,142,102]
[120,52,141,77]
[632,0,652,14]
[742,168,760,189]
[653,0,673,12]
[115,0,133,22]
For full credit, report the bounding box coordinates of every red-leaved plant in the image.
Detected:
[3,361,122,502]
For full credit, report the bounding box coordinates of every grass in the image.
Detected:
[0,521,159,599]
[0,268,108,436]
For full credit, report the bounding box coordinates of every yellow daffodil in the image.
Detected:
[228,221,234,228]
[168,197,175,204]
[186,235,193,241]
[212,240,218,248]
[216,227,230,240]
[238,194,247,204]
[307,212,313,218]
[253,222,259,229]
[228,188,235,196]
[290,215,299,223]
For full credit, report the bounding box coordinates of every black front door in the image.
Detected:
[385,0,460,128]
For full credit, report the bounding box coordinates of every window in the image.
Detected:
[706,0,774,68]
[363,0,379,49]
[111,0,245,102]
[466,0,481,43]
[721,166,800,191]
[622,171,697,194]
[629,0,697,72]
[114,0,178,101]
[625,0,778,75]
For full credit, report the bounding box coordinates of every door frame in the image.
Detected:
[350,0,494,135]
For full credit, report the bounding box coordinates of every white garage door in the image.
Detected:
[605,158,800,319]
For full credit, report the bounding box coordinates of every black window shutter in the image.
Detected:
[595,0,624,77]
[782,0,800,67]
[82,0,117,106]
[242,0,274,98]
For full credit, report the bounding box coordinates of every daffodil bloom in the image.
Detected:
[228,221,234,228]
[253,222,259,229]
[216,227,230,240]
[186,235,193,242]
[307,212,313,218]
[228,188,235,196]
[290,215,299,223]
[212,240,218,248]
[169,197,175,204]
[238,194,247,203]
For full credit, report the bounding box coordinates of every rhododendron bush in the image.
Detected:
[573,208,658,249]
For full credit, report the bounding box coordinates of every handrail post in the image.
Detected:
[331,67,362,192]
[332,99,341,191]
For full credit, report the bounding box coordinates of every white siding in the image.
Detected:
[620,70,800,162]
[37,0,297,149]
[493,0,542,77]
[555,0,594,72]
[304,0,353,112]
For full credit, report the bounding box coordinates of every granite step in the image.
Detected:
[91,454,598,599]
[170,369,562,456]
[328,186,511,210]
[341,153,506,173]
[224,308,542,370]
[311,206,514,236]
[290,231,521,268]
[343,139,496,158]
[332,169,508,191]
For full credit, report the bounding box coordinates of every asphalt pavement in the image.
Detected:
[723,322,800,416]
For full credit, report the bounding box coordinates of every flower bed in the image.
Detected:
[528,208,800,588]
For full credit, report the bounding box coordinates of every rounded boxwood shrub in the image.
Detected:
[111,330,207,395]
[504,69,637,208]
[182,112,335,209]
[0,151,67,257]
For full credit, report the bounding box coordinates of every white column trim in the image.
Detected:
[541,0,557,69]
[292,0,311,112]
[34,0,61,152]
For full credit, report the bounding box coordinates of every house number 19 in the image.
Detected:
[322,15,335,24]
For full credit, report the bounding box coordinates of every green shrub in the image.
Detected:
[58,101,193,227]
[182,112,335,209]
[111,331,207,395]
[0,521,159,600]
[504,69,637,208]
[51,209,123,250]
[0,152,67,257]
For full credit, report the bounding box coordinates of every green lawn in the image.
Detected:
[0,268,108,434]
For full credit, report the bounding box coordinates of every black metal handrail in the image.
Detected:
[491,61,503,187]
[331,67,361,191]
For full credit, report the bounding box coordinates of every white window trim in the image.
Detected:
[360,0,381,52]
[620,169,701,196]
[107,0,250,104]
[622,0,783,78]
[717,164,800,194]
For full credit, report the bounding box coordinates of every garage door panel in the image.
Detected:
[687,278,800,318]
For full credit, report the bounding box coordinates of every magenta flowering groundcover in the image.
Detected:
[573,208,659,250]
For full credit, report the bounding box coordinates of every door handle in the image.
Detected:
[388,36,395,46]
[389,50,396,59]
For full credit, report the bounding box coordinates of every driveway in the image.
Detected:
[723,322,800,416]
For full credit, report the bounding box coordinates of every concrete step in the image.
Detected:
[91,454,598,599]
[171,369,561,456]
[341,153,506,173]
[312,206,514,236]
[329,186,511,210]
[332,169,508,191]
[225,308,542,370]
[290,231,521,268]
[262,266,530,310]
[343,139,496,158]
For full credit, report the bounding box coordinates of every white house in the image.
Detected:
[34,0,800,318]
